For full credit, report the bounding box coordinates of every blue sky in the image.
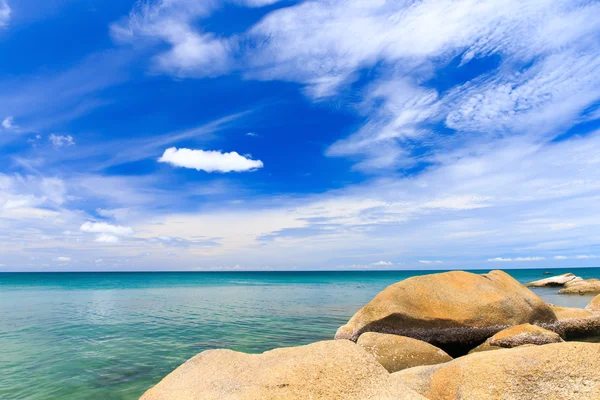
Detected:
[1,0,600,271]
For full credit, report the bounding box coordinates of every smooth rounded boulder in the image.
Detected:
[393,342,600,399]
[469,323,563,353]
[357,332,452,373]
[559,279,600,294]
[335,270,557,355]
[586,295,600,312]
[526,273,578,287]
[140,340,426,400]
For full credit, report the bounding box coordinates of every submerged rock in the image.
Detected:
[525,273,578,287]
[559,279,600,294]
[357,332,452,373]
[469,323,563,353]
[140,340,426,400]
[586,295,600,312]
[335,270,557,356]
[393,342,600,400]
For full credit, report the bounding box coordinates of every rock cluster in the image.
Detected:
[141,270,600,400]
[526,273,600,295]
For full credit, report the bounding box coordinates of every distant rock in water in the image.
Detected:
[140,340,426,400]
[393,342,600,400]
[526,273,579,287]
[558,279,600,295]
[469,323,563,353]
[357,332,452,373]
[335,270,557,356]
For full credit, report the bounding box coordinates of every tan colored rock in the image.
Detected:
[393,342,600,400]
[559,279,600,294]
[468,323,562,353]
[526,273,578,287]
[550,305,600,339]
[335,270,557,354]
[564,276,584,287]
[140,340,426,400]
[586,295,600,312]
[357,332,452,373]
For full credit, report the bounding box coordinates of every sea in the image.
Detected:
[1,268,598,400]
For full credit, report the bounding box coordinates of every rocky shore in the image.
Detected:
[141,270,600,399]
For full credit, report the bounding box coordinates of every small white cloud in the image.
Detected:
[158,147,264,173]
[575,255,599,259]
[488,257,513,262]
[246,132,258,137]
[488,256,545,262]
[554,255,568,260]
[95,234,120,243]
[56,257,71,262]
[49,134,75,147]
[418,260,443,264]
[80,221,134,236]
[2,116,15,129]
[372,261,393,266]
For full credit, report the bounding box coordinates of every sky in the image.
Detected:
[1,0,600,271]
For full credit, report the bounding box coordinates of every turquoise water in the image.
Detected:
[1,268,598,399]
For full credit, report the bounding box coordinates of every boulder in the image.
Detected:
[140,340,426,400]
[559,279,600,294]
[335,270,557,356]
[526,273,578,287]
[550,305,600,339]
[564,276,584,287]
[393,342,600,399]
[468,323,563,353]
[586,295,600,312]
[357,332,452,373]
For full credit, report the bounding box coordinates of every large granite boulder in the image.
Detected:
[140,340,426,400]
[550,305,600,339]
[559,279,600,294]
[469,323,563,353]
[526,273,578,287]
[586,295,600,312]
[393,342,600,399]
[357,332,452,373]
[335,270,557,355]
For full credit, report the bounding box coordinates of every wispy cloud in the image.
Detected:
[2,116,15,129]
[488,256,546,262]
[49,134,75,148]
[0,0,10,28]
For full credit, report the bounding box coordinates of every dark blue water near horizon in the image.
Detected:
[1,268,598,399]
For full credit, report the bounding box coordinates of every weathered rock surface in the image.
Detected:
[393,342,600,400]
[335,270,557,355]
[586,295,600,312]
[140,340,426,400]
[357,332,452,373]
[559,279,600,294]
[469,323,563,353]
[526,273,578,287]
[551,305,600,339]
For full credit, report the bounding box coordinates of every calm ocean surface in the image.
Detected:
[1,268,599,399]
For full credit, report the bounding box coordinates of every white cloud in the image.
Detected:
[158,147,264,173]
[372,261,392,266]
[575,255,599,259]
[56,257,71,262]
[49,134,75,147]
[246,132,258,137]
[2,116,14,129]
[0,0,10,28]
[418,260,443,264]
[95,234,120,243]
[554,255,568,260]
[488,256,546,262]
[80,221,134,236]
